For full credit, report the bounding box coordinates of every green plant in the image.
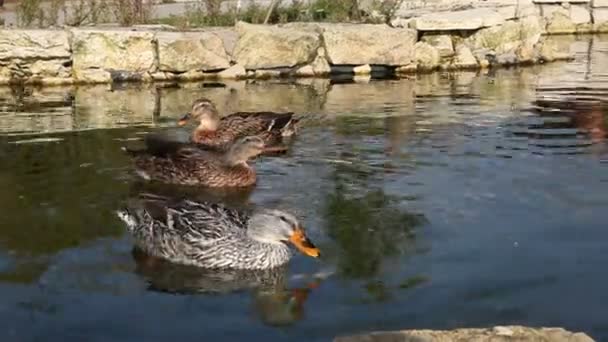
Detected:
[16,0,44,27]
[110,0,153,26]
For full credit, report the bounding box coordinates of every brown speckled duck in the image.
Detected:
[177,98,299,153]
[122,135,264,188]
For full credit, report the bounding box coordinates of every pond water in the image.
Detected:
[1,35,607,342]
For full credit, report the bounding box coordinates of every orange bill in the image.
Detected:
[289,228,320,258]
[177,113,191,126]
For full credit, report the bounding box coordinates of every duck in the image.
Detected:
[116,193,321,270]
[177,98,299,153]
[122,135,264,188]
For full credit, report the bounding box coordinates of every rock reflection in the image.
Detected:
[132,248,321,327]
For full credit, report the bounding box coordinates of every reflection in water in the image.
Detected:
[132,248,321,327]
[325,188,426,279]
[0,34,607,342]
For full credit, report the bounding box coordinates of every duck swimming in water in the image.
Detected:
[122,135,264,188]
[177,98,298,153]
[116,194,320,270]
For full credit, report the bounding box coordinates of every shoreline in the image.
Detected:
[1,4,607,87]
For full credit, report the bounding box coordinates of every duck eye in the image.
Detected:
[279,215,288,223]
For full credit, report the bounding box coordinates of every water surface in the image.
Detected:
[1,35,607,341]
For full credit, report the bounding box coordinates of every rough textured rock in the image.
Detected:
[310,48,331,75]
[0,30,70,60]
[593,0,608,6]
[156,32,230,73]
[452,45,478,68]
[409,8,505,31]
[466,17,541,55]
[538,37,575,61]
[217,64,247,79]
[421,34,454,57]
[545,7,577,34]
[570,5,591,24]
[0,30,71,84]
[334,326,596,342]
[233,22,320,69]
[594,9,608,32]
[255,69,284,79]
[353,64,372,75]
[322,24,416,66]
[414,42,441,70]
[71,29,156,83]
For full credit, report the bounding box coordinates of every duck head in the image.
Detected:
[223,136,265,166]
[247,210,320,258]
[178,98,220,131]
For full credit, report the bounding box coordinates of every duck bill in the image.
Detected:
[177,113,191,126]
[289,227,320,258]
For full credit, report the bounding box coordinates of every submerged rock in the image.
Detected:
[334,326,596,342]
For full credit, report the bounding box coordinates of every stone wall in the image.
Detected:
[334,326,595,342]
[0,3,605,86]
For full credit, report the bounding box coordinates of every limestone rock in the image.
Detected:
[453,45,478,69]
[395,64,417,74]
[516,44,537,62]
[594,9,608,32]
[496,51,519,65]
[176,70,212,81]
[414,42,441,70]
[570,5,591,24]
[538,38,575,62]
[156,32,230,73]
[71,29,156,83]
[593,0,608,7]
[255,69,282,79]
[409,8,505,31]
[466,17,541,55]
[29,60,71,78]
[0,29,70,60]
[334,326,596,342]
[545,7,577,34]
[217,64,247,79]
[233,22,320,69]
[295,65,314,77]
[311,49,331,75]
[322,24,416,65]
[353,64,372,75]
[421,34,454,57]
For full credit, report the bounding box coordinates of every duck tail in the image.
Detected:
[116,208,139,232]
[121,146,143,156]
[280,117,299,137]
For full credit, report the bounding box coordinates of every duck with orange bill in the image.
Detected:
[116,193,320,270]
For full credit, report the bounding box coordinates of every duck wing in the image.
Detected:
[221,112,296,136]
[118,194,250,245]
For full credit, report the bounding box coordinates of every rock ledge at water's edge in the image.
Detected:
[334,326,596,342]
[3,5,606,85]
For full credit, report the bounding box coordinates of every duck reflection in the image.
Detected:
[132,248,321,326]
[511,99,608,155]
